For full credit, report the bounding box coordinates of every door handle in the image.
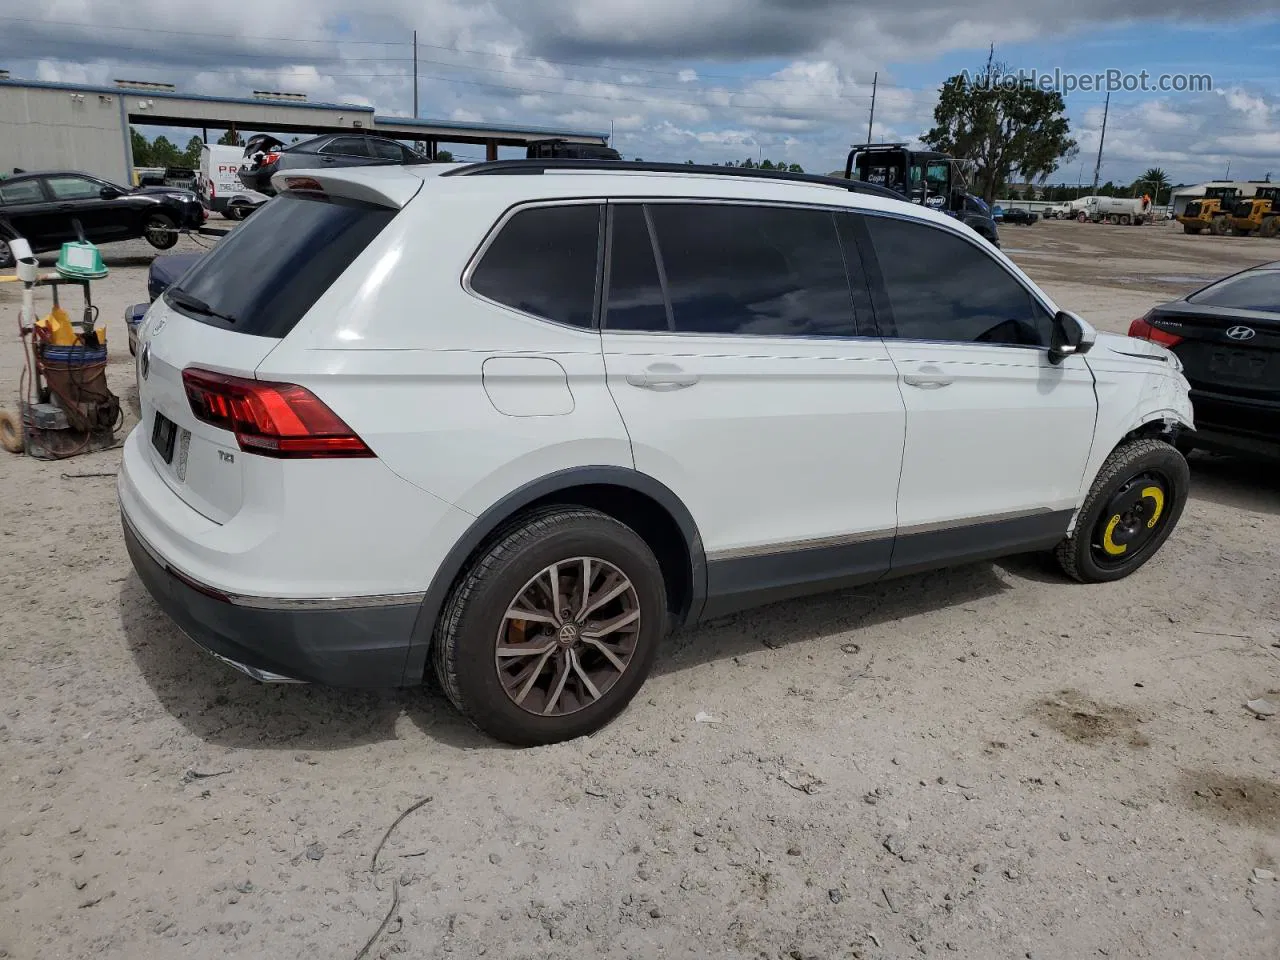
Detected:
[903,364,954,389]
[626,365,699,391]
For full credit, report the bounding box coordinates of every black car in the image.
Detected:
[1131,262,1280,460]
[237,133,427,195]
[1001,207,1039,225]
[0,170,205,267]
[526,139,621,160]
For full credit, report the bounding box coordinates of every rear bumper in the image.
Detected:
[121,509,422,687]
[1188,388,1280,460]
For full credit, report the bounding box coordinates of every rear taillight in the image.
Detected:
[182,368,373,459]
[1128,314,1184,348]
[263,152,281,166]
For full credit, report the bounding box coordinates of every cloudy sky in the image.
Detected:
[2,0,1278,184]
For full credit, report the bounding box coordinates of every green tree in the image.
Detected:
[922,52,1077,203]
[435,149,454,162]
[760,159,775,170]
[1138,167,1170,204]
[787,163,804,173]
[217,128,245,147]
[180,136,204,168]
[148,135,182,167]
[129,127,152,166]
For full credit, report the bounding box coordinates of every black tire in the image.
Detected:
[0,239,13,269]
[1055,438,1189,584]
[1211,217,1230,236]
[144,213,178,250]
[226,206,246,222]
[432,506,667,746]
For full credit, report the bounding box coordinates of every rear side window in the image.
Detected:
[164,194,395,337]
[0,180,44,204]
[1187,271,1280,312]
[470,204,603,328]
[646,203,856,337]
[369,139,409,162]
[865,215,1051,346]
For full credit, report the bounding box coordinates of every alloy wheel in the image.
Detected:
[494,557,641,717]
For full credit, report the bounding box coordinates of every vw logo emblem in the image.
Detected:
[139,342,151,380]
[1225,326,1257,342]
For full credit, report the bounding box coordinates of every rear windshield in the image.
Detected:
[1187,270,1280,313]
[165,193,395,337]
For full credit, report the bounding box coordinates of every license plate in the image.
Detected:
[151,411,177,463]
[1208,349,1267,381]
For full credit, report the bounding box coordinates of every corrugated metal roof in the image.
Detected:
[373,114,608,140]
[0,78,375,112]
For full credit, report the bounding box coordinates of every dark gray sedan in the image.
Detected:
[1130,261,1280,460]
[237,133,428,195]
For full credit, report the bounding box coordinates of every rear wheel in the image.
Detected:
[1120,214,1131,225]
[432,507,667,746]
[1260,217,1280,238]
[1056,439,1189,584]
[1077,212,1088,223]
[1211,216,1230,236]
[144,213,178,250]
[0,239,13,269]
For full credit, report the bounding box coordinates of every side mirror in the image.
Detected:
[100,186,122,199]
[1049,310,1097,365]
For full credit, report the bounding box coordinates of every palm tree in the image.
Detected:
[1141,167,1171,204]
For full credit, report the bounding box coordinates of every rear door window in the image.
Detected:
[164,193,395,337]
[0,179,44,204]
[469,204,603,328]
[369,139,408,161]
[645,203,857,337]
[320,138,371,158]
[604,205,669,331]
[864,214,1051,346]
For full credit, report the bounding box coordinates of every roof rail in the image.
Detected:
[440,158,901,200]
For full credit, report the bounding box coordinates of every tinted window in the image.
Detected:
[866,215,1050,346]
[46,176,101,201]
[647,204,856,337]
[369,139,408,161]
[470,204,602,328]
[320,138,370,157]
[605,205,668,331]
[164,194,395,337]
[1188,270,1280,312]
[0,180,44,204]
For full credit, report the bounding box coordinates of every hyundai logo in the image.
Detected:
[1225,326,1257,342]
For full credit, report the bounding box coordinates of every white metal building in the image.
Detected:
[0,78,609,185]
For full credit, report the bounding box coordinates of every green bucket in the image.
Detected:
[55,241,108,280]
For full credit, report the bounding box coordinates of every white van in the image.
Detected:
[198,143,268,220]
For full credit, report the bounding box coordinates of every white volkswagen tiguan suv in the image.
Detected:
[119,160,1194,745]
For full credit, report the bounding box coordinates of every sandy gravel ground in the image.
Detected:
[1,220,1278,960]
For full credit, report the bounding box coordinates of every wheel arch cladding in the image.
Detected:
[400,467,707,684]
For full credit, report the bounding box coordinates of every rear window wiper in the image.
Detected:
[166,287,239,325]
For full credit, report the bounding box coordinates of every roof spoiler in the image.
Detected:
[270,168,424,209]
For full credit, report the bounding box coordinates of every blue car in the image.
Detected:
[125,252,203,355]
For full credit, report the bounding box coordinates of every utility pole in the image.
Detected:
[866,72,877,144]
[1091,91,1109,192]
[412,30,419,119]
[1224,160,1231,180]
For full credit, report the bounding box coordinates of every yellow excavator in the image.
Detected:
[1225,185,1280,237]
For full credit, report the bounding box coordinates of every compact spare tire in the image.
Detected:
[433,507,667,746]
[1056,438,1189,583]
